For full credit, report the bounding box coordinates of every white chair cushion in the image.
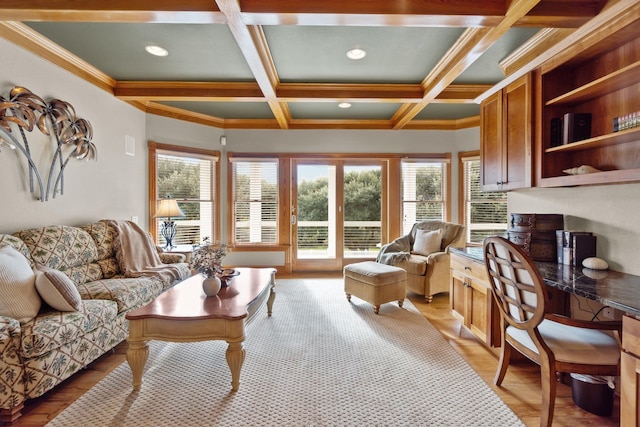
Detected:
[506,319,620,366]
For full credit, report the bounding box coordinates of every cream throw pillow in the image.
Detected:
[35,265,83,312]
[0,246,41,322]
[413,229,442,256]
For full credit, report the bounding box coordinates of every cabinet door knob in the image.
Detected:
[464,266,471,271]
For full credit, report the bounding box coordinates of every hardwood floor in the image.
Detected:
[9,283,619,426]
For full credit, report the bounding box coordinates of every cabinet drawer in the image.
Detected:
[623,315,640,357]
[450,253,489,285]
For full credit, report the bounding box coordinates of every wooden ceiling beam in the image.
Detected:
[145,101,226,128]
[499,28,575,76]
[391,0,543,129]
[0,0,598,27]
[0,0,225,23]
[476,0,640,103]
[215,0,289,128]
[115,82,265,101]
[113,81,488,104]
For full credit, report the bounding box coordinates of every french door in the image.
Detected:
[292,159,385,272]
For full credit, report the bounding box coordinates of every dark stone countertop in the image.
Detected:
[450,246,640,317]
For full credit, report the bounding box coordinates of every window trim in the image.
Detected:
[148,141,220,244]
[458,150,507,247]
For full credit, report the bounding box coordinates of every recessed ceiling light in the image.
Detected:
[145,45,169,57]
[346,48,366,60]
[338,102,352,109]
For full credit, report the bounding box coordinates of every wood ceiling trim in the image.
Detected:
[0,0,599,27]
[433,85,492,103]
[114,82,486,104]
[499,28,575,76]
[0,0,225,24]
[115,82,265,101]
[139,99,477,130]
[238,0,506,16]
[145,101,226,127]
[216,0,288,129]
[403,115,481,130]
[276,83,423,103]
[391,27,491,129]
[475,0,640,103]
[288,120,394,130]
[392,0,542,129]
[0,21,115,93]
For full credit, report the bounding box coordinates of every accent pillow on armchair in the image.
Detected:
[412,229,442,256]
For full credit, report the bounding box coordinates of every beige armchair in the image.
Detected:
[376,220,466,302]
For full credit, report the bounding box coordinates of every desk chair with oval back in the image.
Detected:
[482,236,621,427]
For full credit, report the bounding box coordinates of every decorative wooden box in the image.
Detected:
[507,213,564,262]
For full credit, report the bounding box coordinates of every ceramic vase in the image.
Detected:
[202,276,222,296]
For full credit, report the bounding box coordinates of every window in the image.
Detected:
[230,158,279,244]
[149,142,219,246]
[460,152,507,245]
[401,159,448,235]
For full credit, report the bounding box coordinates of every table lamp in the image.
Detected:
[156,199,185,249]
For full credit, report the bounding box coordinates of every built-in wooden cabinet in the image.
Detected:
[621,315,640,426]
[480,73,533,192]
[449,252,501,348]
[537,24,640,187]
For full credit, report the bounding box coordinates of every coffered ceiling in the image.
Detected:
[0,1,609,130]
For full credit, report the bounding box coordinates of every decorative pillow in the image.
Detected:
[0,246,41,322]
[35,264,83,312]
[413,229,442,256]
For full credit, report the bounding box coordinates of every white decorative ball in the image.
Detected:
[582,257,608,270]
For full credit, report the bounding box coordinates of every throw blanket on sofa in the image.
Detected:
[376,234,411,265]
[107,220,182,285]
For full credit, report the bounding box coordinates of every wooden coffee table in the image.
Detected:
[125,267,276,392]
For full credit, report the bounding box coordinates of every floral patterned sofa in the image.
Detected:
[0,220,191,423]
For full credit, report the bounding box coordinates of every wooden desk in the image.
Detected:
[451,247,640,425]
[125,267,276,392]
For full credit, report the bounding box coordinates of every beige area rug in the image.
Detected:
[46,278,523,427]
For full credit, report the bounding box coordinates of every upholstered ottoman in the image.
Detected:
[344,261,407,314]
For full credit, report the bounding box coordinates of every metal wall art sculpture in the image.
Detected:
[0,86,97,202]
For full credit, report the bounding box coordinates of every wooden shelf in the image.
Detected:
[545,127,640,153]
[545,60,640,107]
[539,167,640,187]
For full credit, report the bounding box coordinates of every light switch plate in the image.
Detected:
[125,135,135,156]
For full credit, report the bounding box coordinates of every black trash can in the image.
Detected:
[570,374,615,417]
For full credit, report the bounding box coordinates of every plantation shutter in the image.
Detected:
[231,159,279,244]
[156,152,217,246]
[462,156,507,245]
[401,160,448,235]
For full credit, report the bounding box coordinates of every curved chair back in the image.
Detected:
[483,236,547,330]
[483,235,621,426]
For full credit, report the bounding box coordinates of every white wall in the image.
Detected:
[509,184,640,275]
[0,37,148,233]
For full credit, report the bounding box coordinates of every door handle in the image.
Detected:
[291,214,297,225]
